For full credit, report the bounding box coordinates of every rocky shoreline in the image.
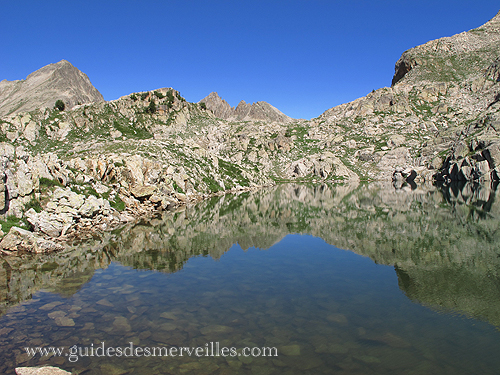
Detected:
[0,148,275,255]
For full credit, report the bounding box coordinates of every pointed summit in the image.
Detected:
[199,92,234,119]
[0,60,104,117]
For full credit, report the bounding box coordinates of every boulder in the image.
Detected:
[377,147,412,170]
[66,192,85,210]
[25,209,66,237]
[23,120,39,142]
[5,169,19,199]
[387,134,405,149]
[0,227,64,254]
[0,178,6,212]
[130,185,156,200]
[15,160,34,197]
[0,143,15,161]
[483,142,500,168]
[16,366,71,375]
[27,156,53,180]
[476,160,491,179]
[289,160,309,177]
[78,195,102,217]
[453,141,469,159]
[124,155,145,185]
[161,196,178,210]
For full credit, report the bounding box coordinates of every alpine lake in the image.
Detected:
[0,182,499,375]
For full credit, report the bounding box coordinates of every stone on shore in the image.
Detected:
[0,226,63,254]
[16,366,71,375]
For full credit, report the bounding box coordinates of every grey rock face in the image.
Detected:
[0,60,104,118]
[198,92,234,119]
[435,142,500,183]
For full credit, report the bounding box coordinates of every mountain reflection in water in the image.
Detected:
[1,181,499,327]
[0,182,499,374]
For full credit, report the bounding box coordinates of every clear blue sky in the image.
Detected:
[1,1,498,119]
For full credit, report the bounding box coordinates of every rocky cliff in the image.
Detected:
[392,10,500,86]
[0,60,104,118]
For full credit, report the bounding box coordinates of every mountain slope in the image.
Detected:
[392,10,500,86]
[316,10,500,182]
[0,60,104,118]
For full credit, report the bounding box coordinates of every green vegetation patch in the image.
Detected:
[110,196,126,211]
[154,91,165,99]
[218,158,250,187]
[202,176,222,192]
[113,120,152,139]
[0,215,29,233]
[71,183,99,198]
[39,177,63,189]
[25,197,42,213]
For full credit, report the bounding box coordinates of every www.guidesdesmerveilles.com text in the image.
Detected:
[25,341,279,363]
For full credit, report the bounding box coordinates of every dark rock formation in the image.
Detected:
[391,56,419,86]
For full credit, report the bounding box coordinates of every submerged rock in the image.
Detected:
[279,344,301,356]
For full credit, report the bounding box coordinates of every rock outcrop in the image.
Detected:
[316,10,500,183]
[197,92,234,119]
[0,60,104,118]
[392,10,500,86]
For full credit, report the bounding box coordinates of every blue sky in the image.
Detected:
[1,1,499,119]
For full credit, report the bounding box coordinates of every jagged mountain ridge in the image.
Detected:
[0,60,104,118]
[199,91,293,123]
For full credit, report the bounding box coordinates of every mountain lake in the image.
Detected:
[0,182,499,374]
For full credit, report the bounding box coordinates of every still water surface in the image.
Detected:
[0,183,499,374]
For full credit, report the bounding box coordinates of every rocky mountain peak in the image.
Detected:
[198,92,233,119]
[0,60,104,118]
[199,92,293,123]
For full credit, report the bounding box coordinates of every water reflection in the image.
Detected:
[1,182,500,327]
